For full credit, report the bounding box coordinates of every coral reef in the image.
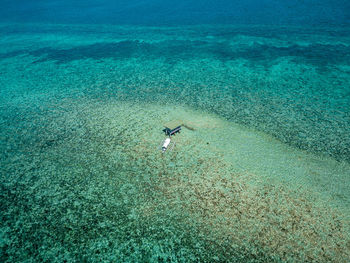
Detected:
[1,23,350,262]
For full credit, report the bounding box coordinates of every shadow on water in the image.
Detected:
[1,40,350,68]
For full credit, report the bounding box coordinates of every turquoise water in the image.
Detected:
[1,21,350,263]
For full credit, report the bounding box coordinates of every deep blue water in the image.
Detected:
[2,0,350,26]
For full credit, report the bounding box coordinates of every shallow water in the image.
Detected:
[1,23,350,262]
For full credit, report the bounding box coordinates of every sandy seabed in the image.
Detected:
[1,23,350,262]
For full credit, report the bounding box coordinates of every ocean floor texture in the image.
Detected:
[1,23,350,262]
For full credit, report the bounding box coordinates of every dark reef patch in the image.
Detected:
[1,40,349,69]
[29,41,350,69]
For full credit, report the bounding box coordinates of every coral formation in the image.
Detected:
[1,23,350,262]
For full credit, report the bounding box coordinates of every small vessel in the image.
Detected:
[161,137,172,153]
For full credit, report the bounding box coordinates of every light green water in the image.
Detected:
[1,23,350,262]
